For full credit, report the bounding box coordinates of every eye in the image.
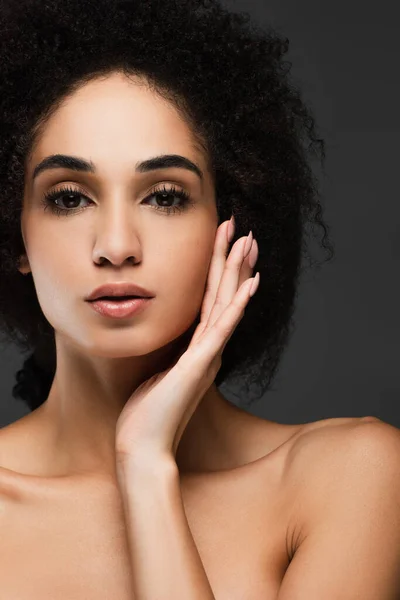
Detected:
[144,184,193,214]
[40,183,195,217]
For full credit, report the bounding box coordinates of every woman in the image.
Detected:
[0,0,399,598]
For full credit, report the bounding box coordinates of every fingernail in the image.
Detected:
[249,272,260,297]
[248,238,258,269]
[244,230,253,258]
[227,215,235,244]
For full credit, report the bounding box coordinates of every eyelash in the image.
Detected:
[40,183,194,217]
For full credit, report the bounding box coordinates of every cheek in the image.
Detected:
[171,242,212,297]
[24,227,82,316]
[152,238,214,330]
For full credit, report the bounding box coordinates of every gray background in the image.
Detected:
[1,0,399,429]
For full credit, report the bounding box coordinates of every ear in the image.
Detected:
[17,253,31,275]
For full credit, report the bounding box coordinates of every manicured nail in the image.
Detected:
[248,238,258,269]
[249,272,260,297]
[244,230,253,258]
[227,215,235,243]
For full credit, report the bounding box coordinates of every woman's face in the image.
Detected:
[20,72,218,359]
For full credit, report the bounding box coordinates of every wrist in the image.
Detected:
[116,450,178,483]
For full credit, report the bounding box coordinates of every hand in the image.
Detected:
[114,217,260,467]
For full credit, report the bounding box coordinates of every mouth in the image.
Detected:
[90,295,143,302]
[87,295,152,318]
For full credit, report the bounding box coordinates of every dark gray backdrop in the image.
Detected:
[1,0,399,429]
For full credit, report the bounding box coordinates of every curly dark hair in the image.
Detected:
[0,0,334,413]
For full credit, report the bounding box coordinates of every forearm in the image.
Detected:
[116,456,216,600]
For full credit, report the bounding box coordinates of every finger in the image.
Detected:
[185,273,260,368]
[194,220,258,346]
[205,232,253,331]
[198,219,231,326]
[239,237,258,288]
[192,230,254,345]
[215,273,259,355]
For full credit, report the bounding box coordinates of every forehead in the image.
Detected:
[29,73,206,175]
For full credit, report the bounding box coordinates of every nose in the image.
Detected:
[91,207,142,268]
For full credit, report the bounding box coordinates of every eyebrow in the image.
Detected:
[31,153,204,182]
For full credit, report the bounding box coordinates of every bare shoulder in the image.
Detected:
[288,414,400,472]
[284,415,400,557]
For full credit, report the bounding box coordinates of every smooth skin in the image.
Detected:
[18,71,263,480]
[115,219,260,464]
[9,70,400,599]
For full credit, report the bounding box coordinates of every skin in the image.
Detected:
[17,71,264,482]
[8,73,396,600]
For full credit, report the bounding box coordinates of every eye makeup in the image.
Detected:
[40,183,195,217]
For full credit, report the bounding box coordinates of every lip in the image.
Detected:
[88,297,152,319]
[86,282,155,302]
